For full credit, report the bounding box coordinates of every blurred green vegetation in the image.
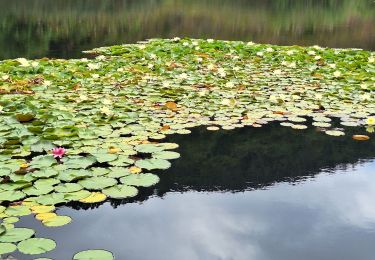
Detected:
[0,0,374,59]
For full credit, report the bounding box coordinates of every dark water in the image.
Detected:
[14,125,375,260]
[0,0,375,59]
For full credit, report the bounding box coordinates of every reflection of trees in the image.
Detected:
[69,123,375,211]
[0,0,374,59]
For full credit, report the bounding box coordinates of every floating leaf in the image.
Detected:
[135,144,164,153]
[79,192,107,203]
[4,206,31,217]
[352,135,370,141]
[58,170,92,182]
[102,185,138,199]
[42,215,72,227]
[120,173,160,187]
[31,205,55,214]
[135,158,171,170]
[29,155,56,169]
[23,185,54,196]
[55,183,83,193]
[62,156,96,169]
[0,190,26,202]
[325,130,345,136]
[106,167,131,178]
[0,242,17,254]
[73,249,114,260]
[0,228,34,243]
[36,213,57,221]
[152,151,180,160]
[31,169,58,178]
[36,193,66,205]
[3,217,19,224]
[64,190,91,201]
[17,238,56,255]
[78,177,117,190]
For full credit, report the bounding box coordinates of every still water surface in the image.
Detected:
[2,1,375,259]
[16,125,375,260]
[0,0,374,59]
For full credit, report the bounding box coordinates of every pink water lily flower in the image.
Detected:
[52,147,66,158]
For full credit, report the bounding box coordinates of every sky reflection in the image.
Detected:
[18,160,375,260]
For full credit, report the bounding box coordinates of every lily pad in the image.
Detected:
[73,249,114,260]
[102,185,138,199]
[135,158,171,170]
[0,227,34,243]
[54,183,83,193]
[120,173,160,187]
[79,192,107,203]
[29,155,56,169]
[42,215,72,227]
[0,242,17,254]
[78,177,117,190]
[0,190,26,202]
[4,206,31,217]
[17,238,56,255]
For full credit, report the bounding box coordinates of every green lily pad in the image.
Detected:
[0,228,34,243]
[106,167,131,178]
[120,173,160,187]
[135,158,171,170]
[42,215,72,227]
[102,185,138,199]
[4,206,31,217]
[31,169,58,178]
[62,156,96,169]
[36,193,67,205]
[0,190,26,202]
[135,144,164,153]
[17,238,56,255]
[57,169,92,182]
[152,151,180,160]
[78,177,117,190]
[3,217,19,224]
[73,249,114,260]
[64,190,91,201]
[23,185,54,196]
[54,183,83,193]
[30,155,56,169]
[0,242,17,254]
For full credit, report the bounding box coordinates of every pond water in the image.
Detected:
[15,125,375,260]
[2,1,375,259]
[0,0,374,59]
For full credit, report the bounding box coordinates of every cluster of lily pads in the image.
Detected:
[0,37,374,258]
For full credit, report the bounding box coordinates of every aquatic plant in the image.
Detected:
[0,38,374,258]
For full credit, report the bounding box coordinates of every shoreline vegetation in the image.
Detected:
[0,38,374,258]
[0,0,374,59]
